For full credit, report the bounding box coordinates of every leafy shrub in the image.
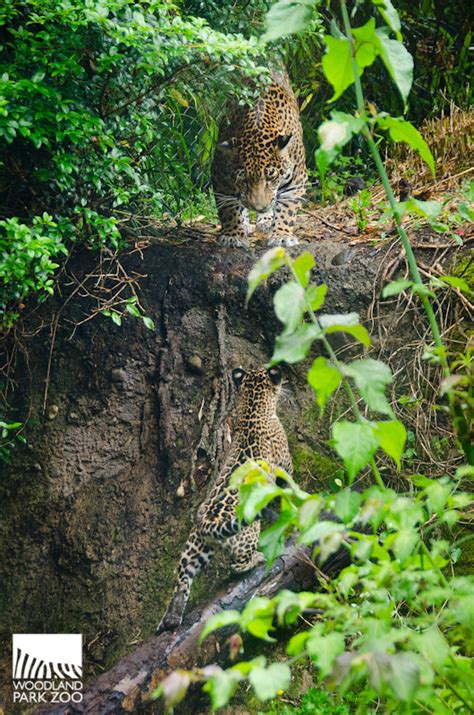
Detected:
[0,0,264,324]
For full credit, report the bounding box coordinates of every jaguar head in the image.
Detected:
[218,135,295,213]
[232,365,283,416]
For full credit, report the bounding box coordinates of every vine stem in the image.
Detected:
[339,0,449,379]
[285,256,386,491]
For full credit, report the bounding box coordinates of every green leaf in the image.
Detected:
[332,421,379,481]
[411,626,450,670]
[382,278,414,297]
[307,356,342,412]
[110,311,122,326]
[241,597,276,642]
[372,420,406,469]
[344,359,394,416]
[247,247,285,304]
[249,662,291,701]
[392,527,418,562]
[259,509,293,566]
[142,316,155,330]
[199,610,241,643]
[319,312,371,347]
[377,116,435,176]
[371,0,401,35]
[274,281,306,333]
[322,36,353,102]
[292,251,315,288]
[387,653,420,701]
[306,283,327,311]
[203,669,241,710]
[287,631,309,656]
[438,274,472,294]
[237,482,285,523]
[374,29,413,103]
[323,20,378,102]
[262,0,316,43]
[307,627,345,677]
[271,324,321,364]
[406,197,442,219]
[334,488,362,522]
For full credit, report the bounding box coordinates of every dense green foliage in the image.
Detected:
[0,0,265,324]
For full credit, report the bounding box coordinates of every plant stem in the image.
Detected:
[285,256,386,490]
[339,0,449,378]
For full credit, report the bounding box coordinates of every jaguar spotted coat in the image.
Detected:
[157,365,292,632]
[211,72,307,248]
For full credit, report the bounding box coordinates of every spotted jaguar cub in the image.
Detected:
[157,365,292,633]
[211,72,307,249]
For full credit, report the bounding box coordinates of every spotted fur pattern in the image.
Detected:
[211,72,307,248]
[157,365,292,633]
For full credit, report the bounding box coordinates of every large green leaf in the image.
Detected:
[237,482,285,523]
[271,323,321,364]
[377,115,435,176]
[249,662,291,701]
[199,610,241,643]
[375,28,413,104]
[292,251,315,288]
[323,20,378,101]
[259,509,293,566]
[262,0,317,43]
[247,247,285,304]
[307,356,342,412]
[372,420,406,469]
[332,420,379,480]
[203,669,241,710]
[344,358,394,416]
[274,281,306,333]
[306,627,345,677]
[240,597,276,642]
[334,488,362,522]
[371,0,401,35]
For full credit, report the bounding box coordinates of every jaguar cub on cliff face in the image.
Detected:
[157,365,292,633]
[211,72,307,249]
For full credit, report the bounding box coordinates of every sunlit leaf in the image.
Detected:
[375,29,413,103]
[249,662,291,700]
[262,0,317,43]
[292,251,315,288]
[307,356,342,412]
[247,247,285,304]
[344,358,394,416]
[274,281,306,333]
[332,420,379,480]
[199,610,241,643]
[377,115,435,175]
[372,420,406,469]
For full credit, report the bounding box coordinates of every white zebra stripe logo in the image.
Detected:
[13,634,82,680]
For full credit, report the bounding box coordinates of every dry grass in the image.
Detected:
[386,105,474,190]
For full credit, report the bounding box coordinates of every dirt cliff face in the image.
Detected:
[0,233,463,703]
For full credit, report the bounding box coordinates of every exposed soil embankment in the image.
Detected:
[0,226,468,709]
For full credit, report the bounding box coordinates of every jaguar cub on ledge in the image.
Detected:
[157,365,292,633]
[211,72,307,249]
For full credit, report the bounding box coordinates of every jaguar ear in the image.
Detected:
[267,365,282,385]
[275,134,293,152]
[232,367,246,388]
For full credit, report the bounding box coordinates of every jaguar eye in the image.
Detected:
[280,170,293,187]
[265,167,279,180]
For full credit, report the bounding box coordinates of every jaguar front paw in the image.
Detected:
[267,233,299,247]
[156,609,183,634]
[217,233,250,249]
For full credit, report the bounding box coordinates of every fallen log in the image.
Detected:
[35,538,352,715]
